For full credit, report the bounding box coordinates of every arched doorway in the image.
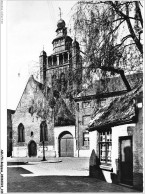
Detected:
[28,140,37,157]
[59,131,74,157]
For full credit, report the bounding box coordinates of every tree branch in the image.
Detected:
[121,34,133,43]
[109,1,143,54]
[126,18,143,54]
[135,1,143,28]
[112,17,124,23]
[110,19,125,34]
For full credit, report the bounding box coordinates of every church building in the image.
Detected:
[12,17,83,158]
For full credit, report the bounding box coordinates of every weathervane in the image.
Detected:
[59,7,62,19]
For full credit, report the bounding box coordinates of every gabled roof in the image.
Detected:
[15,75,75,126]
[87,84,143,131]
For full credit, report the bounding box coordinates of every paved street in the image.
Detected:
[7,157,139,192]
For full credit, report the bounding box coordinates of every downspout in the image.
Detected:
[76,102,80,157]
[78,118,80,157]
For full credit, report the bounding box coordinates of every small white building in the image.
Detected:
[87,84,143,191]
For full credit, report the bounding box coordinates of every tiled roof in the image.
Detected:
[87,84,143,131]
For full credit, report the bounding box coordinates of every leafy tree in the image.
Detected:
[70,1,143,79]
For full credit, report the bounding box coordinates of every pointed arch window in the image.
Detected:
[18,123,25,142]
[40,121,48,142]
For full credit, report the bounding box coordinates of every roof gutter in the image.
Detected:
[87,117,136,132]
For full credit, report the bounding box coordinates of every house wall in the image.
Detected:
[112,124,135,173]
[111,124,135,183]
[89,123,135,183]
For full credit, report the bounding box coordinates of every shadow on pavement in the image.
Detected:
[7,167,138,193]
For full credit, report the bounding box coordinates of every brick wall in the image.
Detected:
[133,106,143,191]
[12,76,55,157]
[75,99,98,156]
[7,109,15,157]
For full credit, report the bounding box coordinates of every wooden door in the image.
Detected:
[59,133,74,157]
[120,136,133,185]
[28,141,37,157]
[66,138,74,157]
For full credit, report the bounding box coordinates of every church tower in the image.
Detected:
[39,16,82,96]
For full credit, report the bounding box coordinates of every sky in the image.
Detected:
[6,0,77,110]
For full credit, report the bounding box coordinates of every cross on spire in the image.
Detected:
[59,7,62,19]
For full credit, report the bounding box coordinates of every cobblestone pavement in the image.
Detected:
[7,157,140,193]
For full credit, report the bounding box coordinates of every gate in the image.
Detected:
[59,132,74,157]
[119,136,133,185]
[28,140,37,157]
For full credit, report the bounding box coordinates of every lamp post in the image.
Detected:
[42,140,46,161]
[41,123,47,161]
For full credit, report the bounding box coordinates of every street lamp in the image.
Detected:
[42,140,46,161]
[41,122,47,161]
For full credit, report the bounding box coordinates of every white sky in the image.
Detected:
[7,0,77,110]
